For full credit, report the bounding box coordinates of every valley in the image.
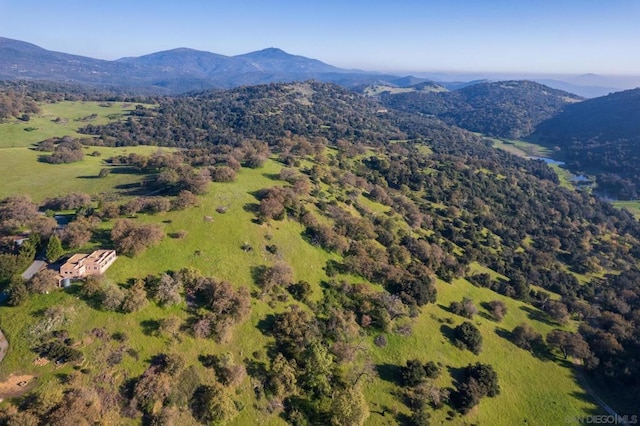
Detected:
[0,81,639,425]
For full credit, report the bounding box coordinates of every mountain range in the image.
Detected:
[0,36,636,97]
[0,37,402,94]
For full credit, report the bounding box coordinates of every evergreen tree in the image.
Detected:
[7,275,29,306]
[45,235,64,263]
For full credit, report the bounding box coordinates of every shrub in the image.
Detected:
[402,359,427,386]
[111,219,164,256]
[28,269,59,294]
[453,363,500,413]
[511,323,544,351]
[450,297,477,319]
[453,322,483,354]
[487,300,508,321]
[374,334,388,347]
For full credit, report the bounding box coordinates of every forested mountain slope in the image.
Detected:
[0,81,639,424]
[377,80,582,139]
[80,81,640,397]
[533,88,640,199]
[0,37,399,93]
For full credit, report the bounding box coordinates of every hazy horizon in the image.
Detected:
[1,0,639,76]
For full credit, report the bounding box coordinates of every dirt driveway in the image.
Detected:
[0,374,36,401]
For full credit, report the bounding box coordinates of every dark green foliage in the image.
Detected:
[453,363,500,413]
[402,359,427,386]
[7,275,29,306]
[453,322,483,354]
[288,280,312,303]
[190,383,237,425]
[423,361,440,379]
[0,254,25,285]
[271,305,320,359]
[1,81,640,417]
[533,88,640,199]
[409,407,431,426]
[45,235,63,263]
[380,80,581,139]
[35,341,83,363]
[121,279,148,313]
[401,360,440,388]
[511,323,544,352]
[80,82,401,148]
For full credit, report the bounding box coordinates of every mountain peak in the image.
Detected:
[0,36,47,53]
[237,47,294,60]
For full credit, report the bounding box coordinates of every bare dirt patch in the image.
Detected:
[0,374,36,401]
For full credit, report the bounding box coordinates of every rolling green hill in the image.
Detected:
[0,83,639,425]
[533,88,640,200]
[376,80,582,139]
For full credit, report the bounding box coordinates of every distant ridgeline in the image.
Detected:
[373,80,583,139]
[372,79,640,200]
[533,88,640,200]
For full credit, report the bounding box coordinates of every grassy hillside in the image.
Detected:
[2,87,639,425]
[0,145,167,201]
[0,155,598,425]
[0,159,601,425]
[0,100,161,201]
[0,101,140,148]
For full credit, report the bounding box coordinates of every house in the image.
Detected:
[59,249,117,279]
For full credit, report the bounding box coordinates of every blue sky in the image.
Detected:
[1,0,639,74]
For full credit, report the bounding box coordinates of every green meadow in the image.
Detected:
[0,101,165,201]
[491,137,553,158]
[613,200,640,218]
[0,102,141,149]
[0,101,610,425]
[0,145,169,201]
[0,159,604,425]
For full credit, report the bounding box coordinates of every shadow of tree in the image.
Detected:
[493,326,552,361]
[140,319,160,336]
[520,305,555,326]
[251,265,267,288]
[262,172,281,181]
[64,283,103,310]
[91,228,115,249]
[437,303,454,314]
[256,313,276,337]
[375,363,402,385]
[440,324,457,348]
[243,202,260,214]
